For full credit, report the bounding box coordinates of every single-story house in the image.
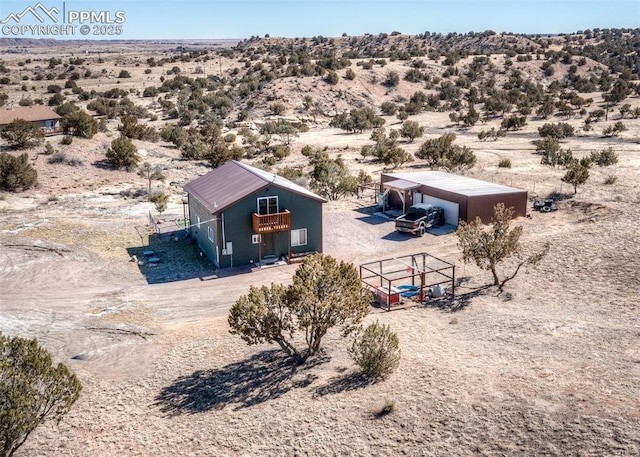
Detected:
[380,171,528,225]
[184,160,326,269]
[0,105,62,136]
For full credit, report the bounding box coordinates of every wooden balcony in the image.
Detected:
[42,127,64,137]
[252,210,291,233]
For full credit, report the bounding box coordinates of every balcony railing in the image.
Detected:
[42,127,64,137]
[252,210,291,233]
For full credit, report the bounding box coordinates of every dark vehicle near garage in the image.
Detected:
[395,204,445,236]
[533,199,558,212]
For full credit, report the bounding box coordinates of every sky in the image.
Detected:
[0,0,638,40]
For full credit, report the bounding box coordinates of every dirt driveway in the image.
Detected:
[2,193,640,456]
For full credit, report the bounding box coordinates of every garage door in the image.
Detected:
[413,192,459,226]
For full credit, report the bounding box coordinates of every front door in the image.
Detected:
[262,233,276,257]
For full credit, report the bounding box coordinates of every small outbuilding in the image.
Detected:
[184,160,326,269]
[380,171,528,225]
[0,105,62,136]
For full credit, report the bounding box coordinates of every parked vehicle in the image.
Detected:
[532,198,558,212]
[395,204,445,236]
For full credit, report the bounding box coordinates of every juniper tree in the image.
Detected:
[229,254,370,363]
[456,203,549,291]
[1,333,81,457]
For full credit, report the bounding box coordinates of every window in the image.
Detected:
[208,226,215,242]
[291,228,307,247]
[257,196,279,215]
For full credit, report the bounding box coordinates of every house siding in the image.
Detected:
[188,186,323,269]
[216,187,323,269]
[188,194,219,268]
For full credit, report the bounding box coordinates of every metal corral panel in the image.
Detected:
[414,192,460,226]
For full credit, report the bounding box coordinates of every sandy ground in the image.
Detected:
[1,43,640,456]
[2,179,640,456]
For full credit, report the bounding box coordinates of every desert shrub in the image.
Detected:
[149,191,168,215]
[478,127,506,142]
[117,114,159,142]
[106,136,140,171]
[325,70,339,85]
[602,121,627,137]
[62,110,98,138]
[538,122,575,140]
[118,70,131,78]
[0,332,81,457]
[562,162,590,194]
[399,120,424,142]
[349,321,401,379]
[416,133,476,171]
[142,86,159,97]
[589,147,618,167]
[271,144,290,160]
[383,71,400,87]
[48,152,83,167]
[330,107,385,133]
[498,159,512,168]
[18,95,34,106]
[276,166,304,181]
[160,124,187,147]
[380,101,398,116]
[604,175,617,185]
[60,136,73,145]
[48,152,67,164]
[345,68,356,80]
[0,119,44,149]
[0,152,38,191]
[43,141,55,155]
[269,102,286,115]
[501,114,527,131]
[180,135,207,160]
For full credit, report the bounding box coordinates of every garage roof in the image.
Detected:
[384,171,525,196]
[384,178,422,191]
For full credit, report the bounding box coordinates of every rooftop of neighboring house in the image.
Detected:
[0,105,62,125]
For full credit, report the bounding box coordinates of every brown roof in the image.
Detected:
[184,160,326,214]
[0,106,61,125]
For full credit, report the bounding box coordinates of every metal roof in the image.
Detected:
[384,178,422,191]
[384,171,526,196]
[0,106,61,125]
[184,160,326,214]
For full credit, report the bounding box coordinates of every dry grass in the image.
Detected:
[0,41,639,457]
